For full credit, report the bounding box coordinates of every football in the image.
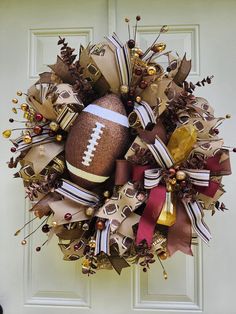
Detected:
[65,94,130,189]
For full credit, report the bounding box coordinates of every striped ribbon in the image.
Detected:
[144,168,163,189]
[12,133,55,152]
[55,179,100,207]
[147,136,174,169]
[185,169,210,187]
[105,33,132,86]
[95,220,111,255]
[182,200,212,244]
[129,101,156,129]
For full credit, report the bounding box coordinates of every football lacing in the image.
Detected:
[82,122,105,166]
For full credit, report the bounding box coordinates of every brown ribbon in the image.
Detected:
[167,201,193,256]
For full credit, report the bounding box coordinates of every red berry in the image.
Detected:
[64,213,72,221]
[10,147,16,153]
[35,113,43,122]
[33,125,43,134]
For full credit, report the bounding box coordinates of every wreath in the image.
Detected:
[3,17,233,277]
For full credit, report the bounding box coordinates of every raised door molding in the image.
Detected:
[29,28,93,79]
[132,242,203,311]
[23,208,91,308]
[136,24,200,76]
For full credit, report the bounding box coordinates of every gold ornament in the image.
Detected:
[17,91,23,96]
[167,125,197,164]
[176,170,187,181]
[85,207,95,217]
[157,192,176,227]
[23,135,32,144]
[136,48,143,56]
[2,129,12,138]
[169,178,176,185]
[12,98,18,104]
[88,239,96,248]
[50,121,59,132]
[166,183,173,192]
[120,85,129,94]
[23,112,30,120]
[136,96,142,102]
[21,240,27,245]
[152,42,166,53]
[56,134,63,142]
[20,103,29,111]
[103,190,110,198]
[158,251,168,260]
[147,66,157,76]
[82,259,91,268]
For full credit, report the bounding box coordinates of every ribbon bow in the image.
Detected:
[136,136,213,247]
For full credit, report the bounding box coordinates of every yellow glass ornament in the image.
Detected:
[2,129,12,138]
[167,125,197,164]
[157,192,176,227]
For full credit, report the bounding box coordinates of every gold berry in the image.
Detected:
[17,91,23,96]
[159,252,168,260]
[21,239,27,245]
[12,98,18,104]
[2,129,12,138]
[20,103,29,111]
[136,96,142,103]
[151,42,166,53]
[176,170,187,181]
[56,134,63,142]
[120,85,129,94]
[23,135,32,144]
[103,190,110,198]
[50,121,59,132]
[85,207,95,217]
[52,221,57,227]
[226,114,231,119]
[147,66,157,76]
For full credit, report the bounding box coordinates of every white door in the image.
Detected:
[0,1,235,313]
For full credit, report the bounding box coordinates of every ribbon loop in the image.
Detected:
[184,169,210,187]
[144,168,162,189]
[182,200,212,244]
[105,33,132,86]
[147,136,174,169]
[55,179,100,207]
[128,101,156,129]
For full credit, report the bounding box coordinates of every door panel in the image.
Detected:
[0,1,235,314]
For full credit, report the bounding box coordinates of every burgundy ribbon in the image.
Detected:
[136,185,166,246]
[195,180,219,198]
[132,165,150,182]
[167,201,193,256]
[206,150,231,176]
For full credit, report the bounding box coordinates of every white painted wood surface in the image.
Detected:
[0,1,235,313]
